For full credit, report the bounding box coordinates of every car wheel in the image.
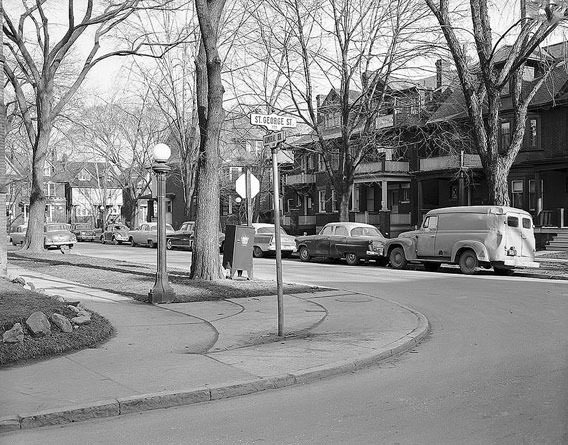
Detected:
[423,262,441,272]
[100,235,105,244]
[166,239,173,250]
[253,246,264,258]
[494,266,514,276]
[458,249,478,275]
[148,240,155,248]
[112,236,119,245]
[299,246,311,262]
[345,252,359,266]
[389,246,408,270]
[130,238,136,247]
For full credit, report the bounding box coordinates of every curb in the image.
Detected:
[0,309,429,433]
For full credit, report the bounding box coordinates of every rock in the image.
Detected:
[71,315,91,325]
[77,310,90,318]
[26,311,51,337]
[67,305,81,314]
[66,300,81,307]
[11,277,26,286]
[51,313,73,333]
[2,323,24,343]
[54,296,66,303]
[77,302,88,311]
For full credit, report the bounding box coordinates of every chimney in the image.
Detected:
[436,59,443,89]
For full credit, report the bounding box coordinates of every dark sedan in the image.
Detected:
[166,221,225,252]
[295,222,387,266]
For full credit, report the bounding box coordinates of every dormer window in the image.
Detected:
[44,161,51,177]
[78,169,91,181]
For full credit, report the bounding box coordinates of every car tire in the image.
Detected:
[494,266,514,276]
[166,239,173,250]
[253,246,264,258]
[345,252,359,266]
[100,235,105,244]
[458,249,478,275]
[389,246,408,270]
[148,240,155,248]
[130,238,136,247]
[299,246,311,262]
[424,262,441,272]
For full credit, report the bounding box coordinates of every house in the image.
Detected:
[422,44,568,245]
[53,161,123,228]
[282,62,453,236]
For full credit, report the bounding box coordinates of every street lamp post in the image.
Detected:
[148,143,176,304]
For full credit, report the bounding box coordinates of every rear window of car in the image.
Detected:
[507,216,519,228]
[351,227,382,237]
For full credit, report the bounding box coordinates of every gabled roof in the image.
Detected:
[428,65,568,123]
[52,161,122,188]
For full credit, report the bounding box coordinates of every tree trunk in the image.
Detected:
[191,0,226,280]
[486,157,511,206]
[0,2,7,276]
[339,189,351,222]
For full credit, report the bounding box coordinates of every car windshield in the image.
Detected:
[257,226,289,235]
[114,225,128,231]
[45,224,68,232]
[350,226,383,237]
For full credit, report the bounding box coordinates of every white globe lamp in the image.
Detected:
[153,143,171,163]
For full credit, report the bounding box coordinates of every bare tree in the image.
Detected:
[3,0,182,251]
[249,0,435,221]
[425,0,568,205]
[191,0,226,280]
[0,0,7,274]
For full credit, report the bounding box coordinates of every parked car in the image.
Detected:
[384,205,539,275]
[44,223,76,250]
[70,223,97,242]
[295,222,387,265]
[166,221,195,250]
[166,221,225,252]
[129,222,175,247]
[9,224,27,246]
[100,224,131,245]
[251,223,297,258]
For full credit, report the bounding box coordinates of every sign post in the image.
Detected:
[251,113,297,337]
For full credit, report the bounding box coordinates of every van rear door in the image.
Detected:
[505,212,534,258]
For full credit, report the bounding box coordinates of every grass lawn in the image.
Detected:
[0,278,113,367]
[8,251,323,303]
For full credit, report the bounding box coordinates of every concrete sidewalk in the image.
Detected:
[0,265,428,432]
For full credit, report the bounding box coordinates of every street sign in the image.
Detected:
[263,130,286,149]
[250,113,297,131]
[235,173,259,199]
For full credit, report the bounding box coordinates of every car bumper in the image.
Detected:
[46,241,75,247]
[268,246,297,252]
[501,258,539,268]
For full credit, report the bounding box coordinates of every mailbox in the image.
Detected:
[222,225,255,279]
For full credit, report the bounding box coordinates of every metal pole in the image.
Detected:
[149,162,175,304]
[246,167,252,226]
[271,144,284,337]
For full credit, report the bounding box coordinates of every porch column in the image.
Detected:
[381,180,389,210]
[351,183,356,211]
[535,172,543,217]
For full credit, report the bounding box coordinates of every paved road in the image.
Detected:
[6,243,568,444]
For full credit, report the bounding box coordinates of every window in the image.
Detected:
[44,182,55,197]
[500,121,511,150]
[318,154,325,171]
[507,216,519,227]
[422,215,438,230]
[318,190,326,213]
[335,225,348,236]
[524,118,539,150]
[511,180,524,208]
[529,179,542,211]
[321,225,333,235]
[229,167,243,181]
[522,218,532,229]
[307,155,315,170]
[331,152,340,171]
[44,162,51,177]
